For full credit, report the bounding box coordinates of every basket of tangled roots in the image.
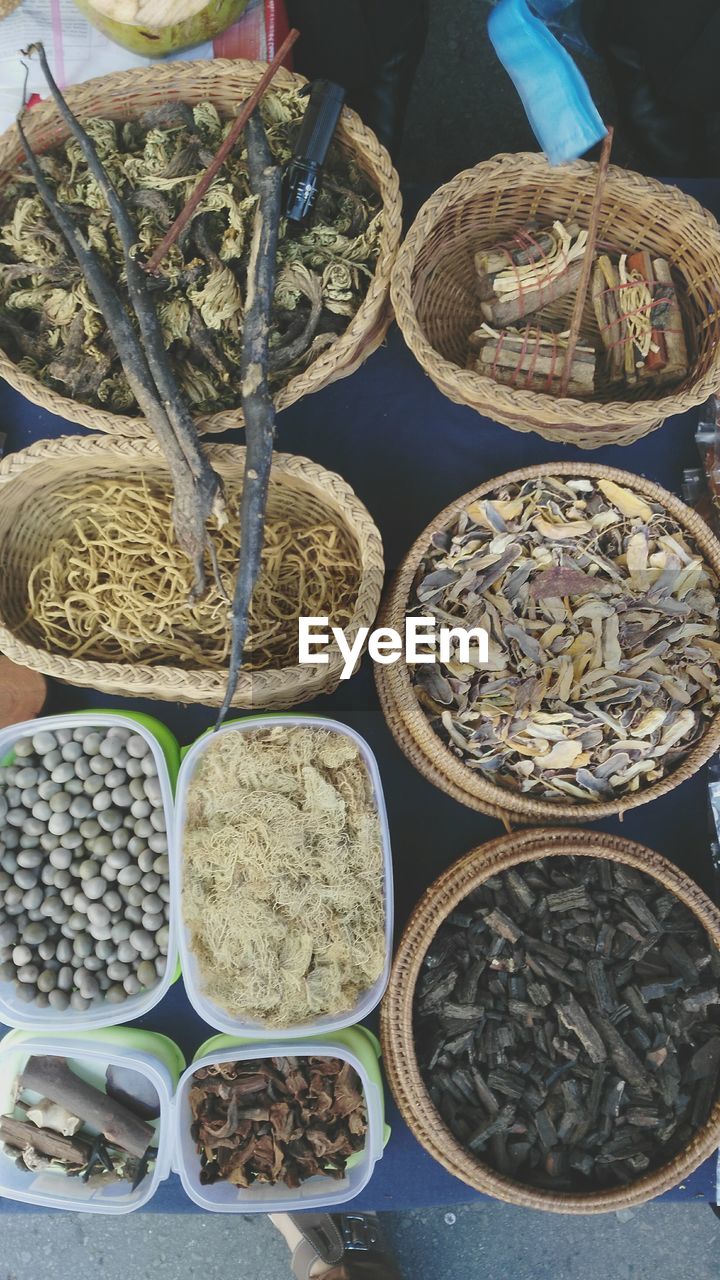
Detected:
[0,58,401,435]
[0,435,385,708]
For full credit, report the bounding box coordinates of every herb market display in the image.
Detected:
[181,723,387,1029]
[414,853,720,1194]
[189,1056,367,1189]
[0,1054,159,1190]
[0,722,170,1016]
[0,91,382,419]
[379,464,720,820]
[20,473,361,670]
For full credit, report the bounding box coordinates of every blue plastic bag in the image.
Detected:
[488,0,606,164]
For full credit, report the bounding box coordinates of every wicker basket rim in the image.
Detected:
[380,827,720,1212]
[390,151,720,425]
[0,433,385,696]
[0,58,401,436]
[379,460,720,822]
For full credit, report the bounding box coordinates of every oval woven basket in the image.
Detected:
[391,153,720,447]
[0,59,401,435]
[381,827,720,1213]
[0,434,384,707]
[376,460,720,827]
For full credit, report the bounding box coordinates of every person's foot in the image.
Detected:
[271,1211,402,1279]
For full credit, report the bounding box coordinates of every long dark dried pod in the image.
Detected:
[216,109,282,726]
[22,43,226,598]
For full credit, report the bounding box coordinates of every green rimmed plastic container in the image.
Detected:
[174,714,394,1038]
[0,710,180,1031]
[174,1026,389,1212]
[0,1026,185,1213]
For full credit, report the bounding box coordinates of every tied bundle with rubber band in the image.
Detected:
[468,323,596,397]
[475,220,588,326]
[592,251,689,390]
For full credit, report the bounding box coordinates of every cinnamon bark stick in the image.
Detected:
[0,1116,91,1165]
[480,257,584,326]
[144,28,299,274]
[20,1057,154,1158]
[559,127,614,396]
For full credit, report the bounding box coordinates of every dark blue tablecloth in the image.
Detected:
[0,179,718,1211]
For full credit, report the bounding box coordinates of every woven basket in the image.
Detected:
[391,153,720,447]
[0,59,401,435]
[376,460,720,827]
[381,827,720,1213]
[0,434,384,706]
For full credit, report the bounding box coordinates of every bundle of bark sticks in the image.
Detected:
[466,220,688,398]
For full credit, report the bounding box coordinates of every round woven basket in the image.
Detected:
[391,153,720,447]
[0,59,401,435]
[376,460,720,827]
[381,827,720,1213]
[0,434,384,706]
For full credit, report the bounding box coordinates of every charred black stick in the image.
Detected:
[216,110,281,726]
[15,113,217,596]
[25,43,226,598]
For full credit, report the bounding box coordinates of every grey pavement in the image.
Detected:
[0,1202,718,1279]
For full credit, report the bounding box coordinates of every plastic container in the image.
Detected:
[0,1026,388,1214]
[0,1027,184,1213]
[174,1027,389,1213]
[0,711,180,1032]
[173,715,394,1039]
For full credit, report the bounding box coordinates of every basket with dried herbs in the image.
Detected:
[380,828,720,1211]
[0,94,381,420]
[0,55,401,439]
[414,855,720,1195]
[0,435,384,709]
[377,463,720,823]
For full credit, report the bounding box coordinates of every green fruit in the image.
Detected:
[73,0,250,57]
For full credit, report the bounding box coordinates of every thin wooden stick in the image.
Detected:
[559,126,614,397]
[144,27,299,274]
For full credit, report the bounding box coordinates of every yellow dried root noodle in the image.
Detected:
[21,473,361,669]
[183,726,386,1026]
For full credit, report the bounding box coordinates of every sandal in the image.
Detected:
[289,1212,390,1280]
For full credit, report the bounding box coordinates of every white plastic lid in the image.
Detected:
[173,715,394,1039]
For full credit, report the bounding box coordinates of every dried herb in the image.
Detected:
[183,726,386,1027]
[592,252,688,390]
[415,856,720,1191]
[21,474,361,671]
[409,474,720,802]
[0,1055,159,1187]
[0,94,382,415]
[475,221,588,327]
[468,324,596,398]
[189,1057,367,1189]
